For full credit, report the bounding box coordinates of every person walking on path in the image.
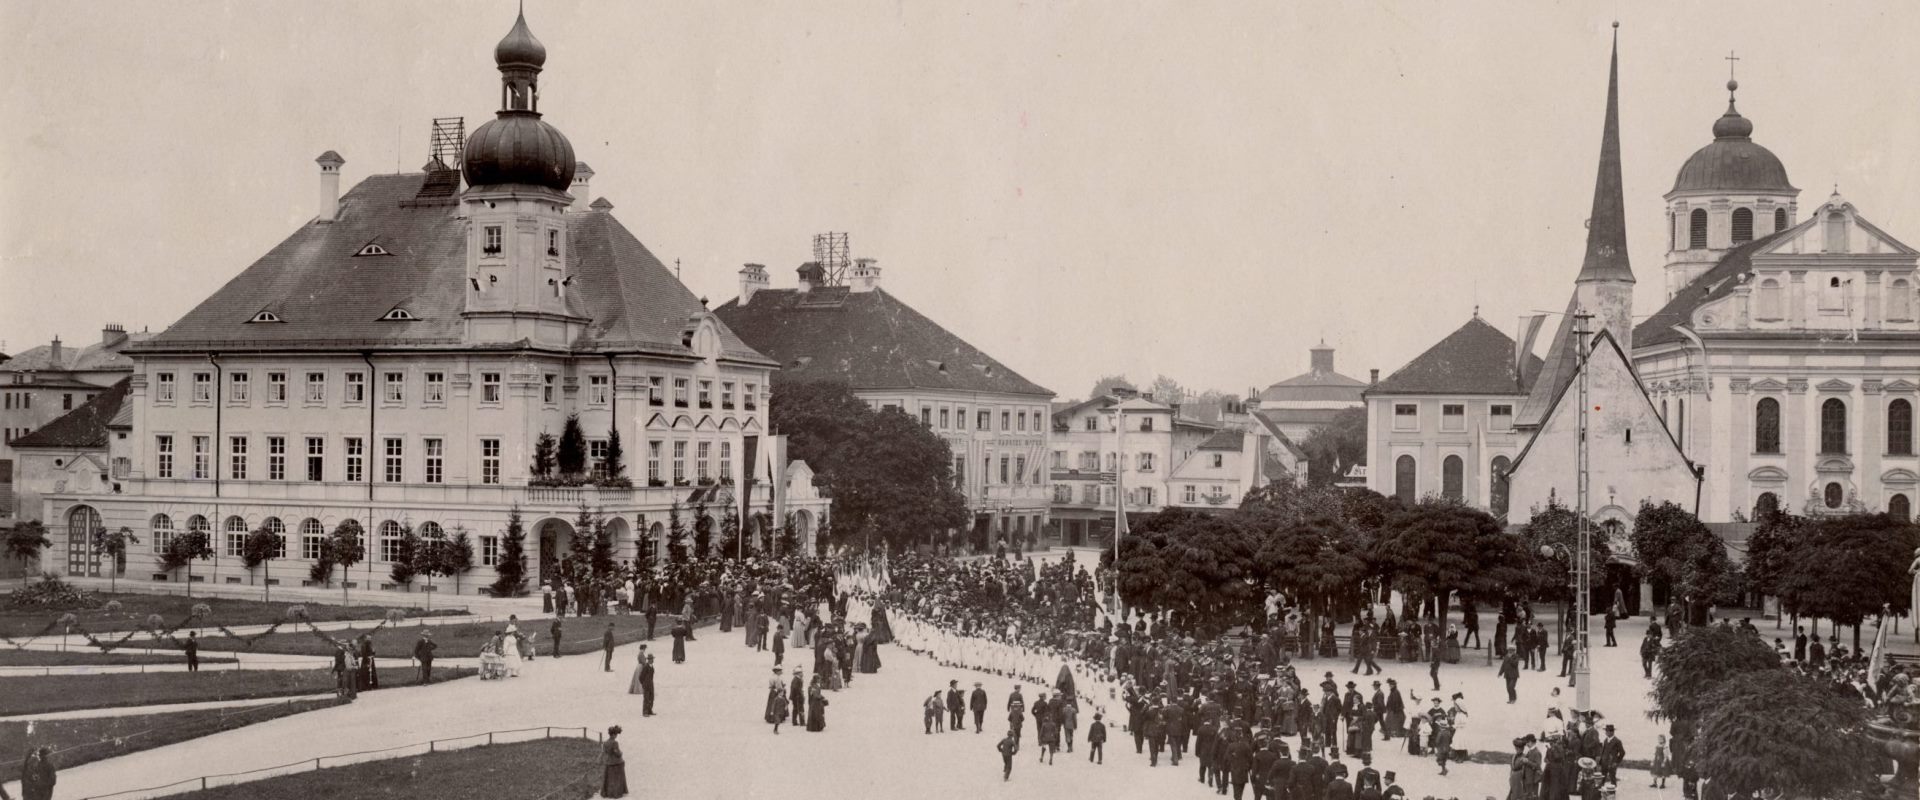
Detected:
[946,680,966,733]
[644,599,658,642]
[19,746,54,800]
[602,622,617,672]
[639,654,656,716]
[970,681,989,733]
[925,691,944,734]
[551,616,565,660]
[357,634,378,691]
[184,631,200,673]
[998,730,1019,781]
[1649,734,1671,789]
[1008,685,1027,744]
[1088,712,1107,764]
[670,615,696,664]
[1463,607,1481,650]
[413,629,436,684]
[806,682,828,732]
[1499,651,1522,704]
[772,624,786,666]
[600,726,629,799]
[1428,639,1442,691]
[1603,608,1618,647]
[1639,631,1661,679]
[628,645,649,695]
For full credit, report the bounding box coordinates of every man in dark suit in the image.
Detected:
[1603,608,1619,647]
[639,654,656,716]
[182,631,201,672]
[1598,724,1625,784]
[602,622,616,671]
[789,668,806,726]
[1499,651,1521,703]
[970,682,989,732]
[1793,626,1807,661]
[550,617,565,660]
[1144,699,1167,766]
[942,680,962,732]
[357,634,378,691]
[1164,698,1190,767]
[412,630,436,684]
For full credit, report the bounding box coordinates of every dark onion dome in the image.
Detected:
[494,10,546,67]
[464,113,576,191]
[1671,80,1794,194]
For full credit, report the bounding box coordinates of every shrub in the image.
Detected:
[4,573,98,611]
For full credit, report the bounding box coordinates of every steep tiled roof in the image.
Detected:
[11,378,131,449]
[130,172,768,364]
[2,336,146,374]
[1197,429,1244,451]
[1367,316,1541,396]
[714,287,1052,397]
[1633,231,1787,350]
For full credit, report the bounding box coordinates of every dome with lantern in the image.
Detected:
[463,10,576,193]
[1671,80,1794,195]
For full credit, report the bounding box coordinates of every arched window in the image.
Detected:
[1490,456,1511,518]
[1824,482,1844,509]
[1820,398,1847,455]
[1754,398,1781,454]
[1774,207,1788,233]
[1890,279,1914,321]
[186,514,210,534]
[1441,455,1464,501]
[263,517,285,537]
[649,522,666,564]
[151,514,175,552]
[1891,493,1912,522]
[1753,492,1780,520]
[224,515,248,557]
[1890,399,1914,456]
[1394,455,1417,504]
[1689,209,1708,249]
[1731,207,1753,243]
[420,521,444,540]
[1755,278,1783,321]
[1824,211,1847,253]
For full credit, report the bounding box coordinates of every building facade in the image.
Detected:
[1,326,145,518]
[1255,342,1368,441]
[39,11,827,591]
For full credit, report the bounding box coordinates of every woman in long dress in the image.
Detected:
[858,626,881,674]
[671,616,695,663]
[601,726,628,799]
[824,645,843,690]
[501,620,524,677]
[628,646,648,694]
[719,592,733,633]
[806,682,828,731]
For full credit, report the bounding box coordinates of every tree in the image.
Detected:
[1112,511,1262,636]
[1631,501,1738,625]
[240,524,281,601]
[91,526,138,592]
[160,528,213,596]
[557,414,588,479]
[1369,498,1528,621]
[633,514,655,575]
[1775,512,1919,651]
[1239,483,1381,616]
[490,508,529,597]
[1148,374,1185,404]
[388,523,420,586]
[412,527,446,608]
[328,519,365,606]
[531,432,557,480]
[600,427,628,485]
[443,528,475,597]
[567,506,600,610]
[1649,624,1779,724]
[4,520,51,573]
[771,380,969,552]
[1689,668,1877,798]
[691,500,713,560]
[1517,500,1612,605]
[666,500,689,564]
[590,512,615,589]
[1741,506,1803,609]
[1087,374,1135,399]
[719,504,745,560]
[1298,407,1368,487]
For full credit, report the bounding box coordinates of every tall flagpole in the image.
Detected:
[1574,310,1594,713]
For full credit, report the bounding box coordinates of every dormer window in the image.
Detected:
[249,311,282,323]
[355,243,390,257]
[482,225,503,257]
[382,308,417,321]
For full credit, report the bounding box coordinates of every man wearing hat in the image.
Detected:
[1597,724,1624,785]
[790,666,806,726]
[1088,711,1108,764]
[412,628,436,684]
[970,681,990,733]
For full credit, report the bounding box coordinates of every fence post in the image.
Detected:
[545,727,551,739]
[430,740,436,752]
[488,732,494,745]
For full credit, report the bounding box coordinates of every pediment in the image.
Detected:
[1884,379,1918,393]
[1757,204,1919,258]
[741,418,764,433]
[1748,466,1789,483]
[1749,378,1789,393]
[718,417,740,431]
[1816,379,1855,393]
[670,414,694,431]
[1883,468,1920,486]
[694,415,718,432]
[645,413,672,429]
[1814,456,1855,473]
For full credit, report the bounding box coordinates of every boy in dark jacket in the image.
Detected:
[1087,713,1107,764]
[998,731,1019,781]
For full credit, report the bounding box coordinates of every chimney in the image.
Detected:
[1310,341,1335,374]
[796,262,823,294]
[101,324,128,349]
[850,258,882,293]
[49,336,64,368]
[315,151,345,223]
[739,263,769,305]
[569,162,594,212]
[1369,369,1380,386]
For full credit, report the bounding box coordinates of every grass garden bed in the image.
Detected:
[0,665,476,716]
[191,613,665,659]
[163,736,602,800]
[0,591,468,638]
[0,698,340,782]
[0,649,235,667]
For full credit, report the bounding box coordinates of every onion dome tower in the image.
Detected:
[1661,74,1800,300]
[461,8,583,345]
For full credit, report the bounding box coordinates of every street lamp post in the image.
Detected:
[1572,311,1594,713]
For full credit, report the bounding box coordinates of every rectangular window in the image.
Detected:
[1079,452,1098,471]
[1051,450,1065,469]
[1015,455,1028,484]
[345,437,364,483]
[1001,411,1011,431]
[345,372,366,404]
[647,441,662,484]
[229,436,248,481]
[155,372,176,403]
[696,441,712,481]
[156,435,174,478]
[953,455,965,487]
[1140,417,1155,432]
[383,372,405,403]
[1139,452,1156,472]
[481,438,501,484]
[589,374,610,405]
[921,407,933,427]
[192,436,210,479]
[999,455,1010,484]
[720,382,735,410]
[192,372,212,403]
[1441,403,1466,432]
[305,372,326,404]
[481,536,501,567]
[228,372,250,404]
[590,439,609,479]
[1141,487,1155,507]
[1185,485,1197,503]
[227,530,245,558]
[306,437,325,482]
[940,408,951,429]
[1085,416,1099,432]
[1084,484,1100,504]
[1055,485,1071,503]
[61,393,72,411]
[543,373,557,405]
[647,376,664,406]
[267,372,287,403]
[719,441,732,479]
[424,372,445,404]
[1212,453,1224,468]
[672,441,687,483]
[744,383,757,411]
[673,378,689,407]
[424,438,444,484]
[1017,412,1027,432]
[1490,404,1514,431]
[698,380,712,409]
[1393,403,1420,431]
[482,373,502,404]
[483,225,503,255]
[268,436,286,481]
[384,438,404,483]
[546,228,560,257]
[979,410,991,430]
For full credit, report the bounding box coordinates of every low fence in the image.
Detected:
[80,725,595,800]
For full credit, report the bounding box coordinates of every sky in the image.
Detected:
[3,1,1918,401]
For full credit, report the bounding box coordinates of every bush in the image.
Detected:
[4,573,98,611]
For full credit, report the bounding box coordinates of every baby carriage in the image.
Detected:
[479,640,508,680]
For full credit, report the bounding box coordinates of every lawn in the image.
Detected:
[0,665,476,716]
[0,649,235,667]
[163,736,602,800]
[0,697,339,782]
[0,592,468,638]
[191,612,671,659]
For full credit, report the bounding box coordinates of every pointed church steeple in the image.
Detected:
[1578,24,1633,285]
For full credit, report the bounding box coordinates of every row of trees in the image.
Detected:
[530,414,629,488]
[1744,507,1919,650]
